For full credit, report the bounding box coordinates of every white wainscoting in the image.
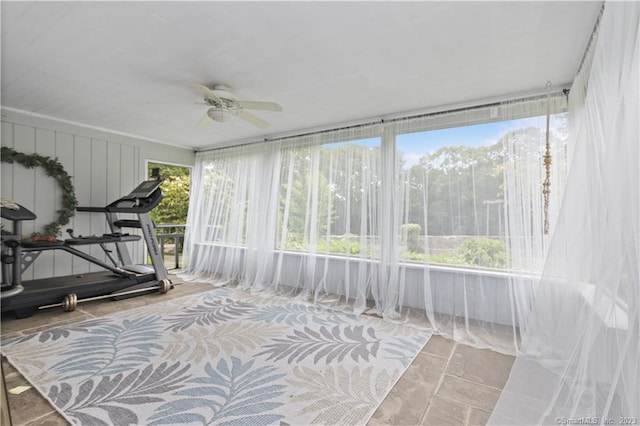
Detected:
[189,243,520,326]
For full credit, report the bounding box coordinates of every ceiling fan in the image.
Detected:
[191,83,282,129]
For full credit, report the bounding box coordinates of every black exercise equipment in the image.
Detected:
[1,179,173,318]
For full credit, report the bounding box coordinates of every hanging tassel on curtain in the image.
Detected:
[542,81,552,235]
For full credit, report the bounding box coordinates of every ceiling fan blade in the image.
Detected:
[197,112,212,127]
[145,100,209,106]
[237,110,270,129]
[238,100,282,112]
[190,82,222,102]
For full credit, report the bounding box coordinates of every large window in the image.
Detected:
[197,154,254,245]
[277,138,381,257]
[396,113,567,269]
[188,96,568,274]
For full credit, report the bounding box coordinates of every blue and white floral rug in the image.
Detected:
[2,287,430,425]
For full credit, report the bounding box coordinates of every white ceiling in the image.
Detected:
[1,1,601,150]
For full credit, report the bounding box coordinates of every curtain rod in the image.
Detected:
[575,2,605,77]
[197,89,568,153]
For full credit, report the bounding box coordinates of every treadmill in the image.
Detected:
[1,179,172,318]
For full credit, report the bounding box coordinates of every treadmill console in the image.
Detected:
[106,179,165,213]
[126,179,164,199]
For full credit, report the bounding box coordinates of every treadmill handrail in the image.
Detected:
[76,206,108,213]
[1,203,37,221]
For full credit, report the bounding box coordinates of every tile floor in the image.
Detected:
[1,276,515,426]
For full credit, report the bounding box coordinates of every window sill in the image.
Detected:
[195,241,539,280]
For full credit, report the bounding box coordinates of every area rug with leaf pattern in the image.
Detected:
[1,286,430,425]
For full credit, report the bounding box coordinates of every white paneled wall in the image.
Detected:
[1,110,195,279]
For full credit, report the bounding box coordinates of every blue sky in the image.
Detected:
[397,121,508,167]
[334,121,510,152]
[398,114,566,167]
[329,113,567,168]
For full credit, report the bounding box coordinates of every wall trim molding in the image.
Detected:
[1,106,191,151]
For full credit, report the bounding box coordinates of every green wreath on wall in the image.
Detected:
[1,146,78,237]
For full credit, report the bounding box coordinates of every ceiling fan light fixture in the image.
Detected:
[192,82,281,128]
[207,108,231,122]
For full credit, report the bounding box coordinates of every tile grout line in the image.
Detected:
[22,409,60,426]
[464,404,472,426]
[421,350,450,360]
[76,307,98,318]
[436,391,494,413]
[419,341,458,424]
[441,372,506,392]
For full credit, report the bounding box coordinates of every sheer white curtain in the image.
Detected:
[491,2,639,423]
[272,127,385,312]
[391,99,567,352]
[182,126,388,314]
[181,141,282,284]
[181,96,569,354]
[501,98,569,349]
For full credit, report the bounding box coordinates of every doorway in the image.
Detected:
[147,161,191,269]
